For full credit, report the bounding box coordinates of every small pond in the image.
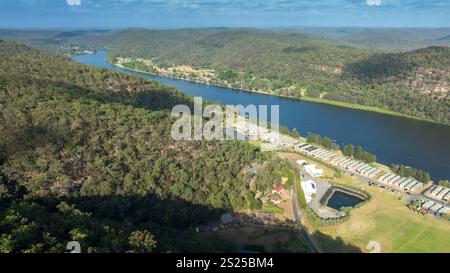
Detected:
[326,191,365,211]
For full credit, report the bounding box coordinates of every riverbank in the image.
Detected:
[110,59,439,125]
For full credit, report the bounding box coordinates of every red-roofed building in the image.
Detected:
[272,185,284,195]
[268,195,282,205]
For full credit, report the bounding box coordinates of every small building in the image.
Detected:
[304,164,324,177]
[272,185,284,195]
[421,200,435,210]
[268,195,282,205]
[437,188,449,199]
[220,213,233,225]
[444,192,450,201]
[410,182,423,192]
[437,206,450,215]
[431,186,443,196]
[296,160,307,166]
[404,180,418,190]
[429,204,443,214]
[301,179,317,204]
[278,134,299,147]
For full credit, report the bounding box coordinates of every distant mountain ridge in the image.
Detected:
[436,35,450,41]
[273,27,450,51]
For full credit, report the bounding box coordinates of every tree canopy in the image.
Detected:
[0,40,285,252]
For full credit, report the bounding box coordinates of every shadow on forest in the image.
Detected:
[1,191,233,252]
[341,52,415,82]
[2,182,363,253]
[6,76,193,112]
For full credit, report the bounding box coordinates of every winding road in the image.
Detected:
[291,179,321,253]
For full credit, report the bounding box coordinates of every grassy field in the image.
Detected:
[262,203,285,214]
[305,184,450,253]
[300,96,435,123]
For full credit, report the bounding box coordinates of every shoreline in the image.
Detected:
[110,60,443,126]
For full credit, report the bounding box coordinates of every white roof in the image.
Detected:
[304,164,324,176]
[261,131,280,140]
[438,207,450,214]
[430,204,443,212]
[296,160,307,165]
[422,201,435,209]
[301,179,317,204]
[279,134,298,144]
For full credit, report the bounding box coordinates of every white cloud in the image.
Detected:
[366,0,382,6]
[66,0,81,6]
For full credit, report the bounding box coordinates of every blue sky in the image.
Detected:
[0,0,449,29]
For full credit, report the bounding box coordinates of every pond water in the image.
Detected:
[326,191,365,211]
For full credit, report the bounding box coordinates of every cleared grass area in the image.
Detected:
[300,96,436,124]
[262,202,285,214]
[295,180,307,209]
[283,171,295,189]
[305,185,450,253]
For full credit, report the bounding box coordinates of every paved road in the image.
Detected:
[291,181,321,253]
[341,169,417,201]
[304,174,331,210]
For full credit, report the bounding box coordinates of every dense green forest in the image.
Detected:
[0,40,295,252]
[0,28,449,124]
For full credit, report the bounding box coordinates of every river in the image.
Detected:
[73,50,450,181]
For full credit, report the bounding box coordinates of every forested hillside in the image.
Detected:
[108,29,450,124]
[0,40,291,252]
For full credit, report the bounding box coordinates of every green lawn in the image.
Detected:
[262,203,284,214]
[295,180,307,209]
[300,96,437,124]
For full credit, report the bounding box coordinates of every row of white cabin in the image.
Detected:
[428,185,450,201]
[331,156,380,178]
[296,144,336,161]
[419,200,450,216]
[233,121,299,147]
[377,173,423,192]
